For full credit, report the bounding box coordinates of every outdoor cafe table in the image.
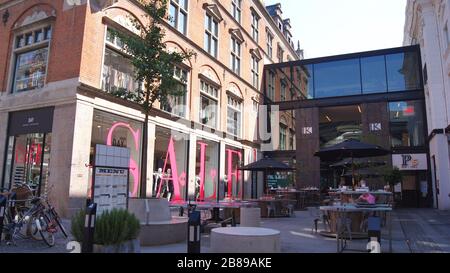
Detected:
[319,205,393,253]
[170,200,254,226]
[275,190,305,209]
[246,198,297,218]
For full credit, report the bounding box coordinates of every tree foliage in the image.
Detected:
[108,0,194,112]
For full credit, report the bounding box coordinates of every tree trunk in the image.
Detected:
[139,85,151,197]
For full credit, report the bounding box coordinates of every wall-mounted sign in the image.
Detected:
[302,127,312,135]
[8,107,54,135]
[392,153,428,170]
[369,123,381,131]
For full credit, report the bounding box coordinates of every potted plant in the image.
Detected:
[383,167,403,190]
[71,208,141,253]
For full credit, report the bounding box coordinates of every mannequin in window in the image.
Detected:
[195,175,201,201]
[165,168,174,201]
[153,168,163,197]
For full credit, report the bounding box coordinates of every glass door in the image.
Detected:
[7,133,51,195]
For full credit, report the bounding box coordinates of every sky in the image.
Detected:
[264,0,407,59]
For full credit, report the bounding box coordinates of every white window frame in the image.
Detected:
[230,37,241,75]
[199,79,220,129]
[267,71,275,101]
[227,95,243,137]
[102,27,141,95]
[251,11,259,42]
[266,31,273,59]
[161,65,189,118]
[10,24,52,93]
[169,0,189,35]
[279,124,287,150]
[277,45,284,63]
[251,56,259,88]
[231,0,242,23]
[205,13,219,58]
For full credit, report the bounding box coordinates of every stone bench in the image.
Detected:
[210,227,281,253]
[128,198,188,246]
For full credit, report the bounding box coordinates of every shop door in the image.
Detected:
[401,175,419,207]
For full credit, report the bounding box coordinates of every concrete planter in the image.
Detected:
[93,239,141,253]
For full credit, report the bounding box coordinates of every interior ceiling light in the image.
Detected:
[325,115,332,122]
[357,105,362,113]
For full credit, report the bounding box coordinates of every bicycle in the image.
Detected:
[2,196,56,247]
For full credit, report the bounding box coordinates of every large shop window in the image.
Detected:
[153,126,189,201]
[102,28,141,94]
[90,110,143,197]
[12,26,52,93]
[195,138,219,201]
[200,80,219,128]
[3,107,54,195]
[161,66,188,117]
[389,100,425,147]
[227,96,242,137]
[222,146,243,200]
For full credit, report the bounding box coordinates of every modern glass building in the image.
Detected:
[263,45,431,208]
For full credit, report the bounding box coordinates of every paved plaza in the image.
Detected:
[1,209,449,253]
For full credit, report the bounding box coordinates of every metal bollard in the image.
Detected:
[187,210,201,253]
[82,203,97,253]
[0,196,6,244]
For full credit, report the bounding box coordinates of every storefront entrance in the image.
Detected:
[398,171,432,208]
[2,107,54,195]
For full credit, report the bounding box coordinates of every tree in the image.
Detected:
[108,0,194,196]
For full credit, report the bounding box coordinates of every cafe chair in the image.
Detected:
[267,202,276,217]
[336,211,352,241]
[308,207,329,233]
[281,200,295,217]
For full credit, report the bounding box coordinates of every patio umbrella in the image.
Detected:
[239,157,295,171]
[329,158,387,168]
[239,157,295,196]
[314,139,390,186]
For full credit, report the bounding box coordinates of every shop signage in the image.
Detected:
[8,107,54,135]
[392,153,428,170]
[93,144,130,215]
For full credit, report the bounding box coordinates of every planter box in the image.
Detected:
[93,239,141,253]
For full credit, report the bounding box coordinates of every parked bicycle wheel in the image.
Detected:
[47,208,68,238]
[34,214,55,247]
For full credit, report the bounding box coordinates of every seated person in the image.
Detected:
[356,193,376,204]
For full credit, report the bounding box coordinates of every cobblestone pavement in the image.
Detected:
[1,209,449,253]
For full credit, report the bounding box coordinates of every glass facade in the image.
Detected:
[389,100,425,147]
[264,48,422,101]
[222,146,243,200]
[195,138,219,201]
[90,110,143,198]
[153,126,189,201]
[319,105,362,147]
[314,58,361,98]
